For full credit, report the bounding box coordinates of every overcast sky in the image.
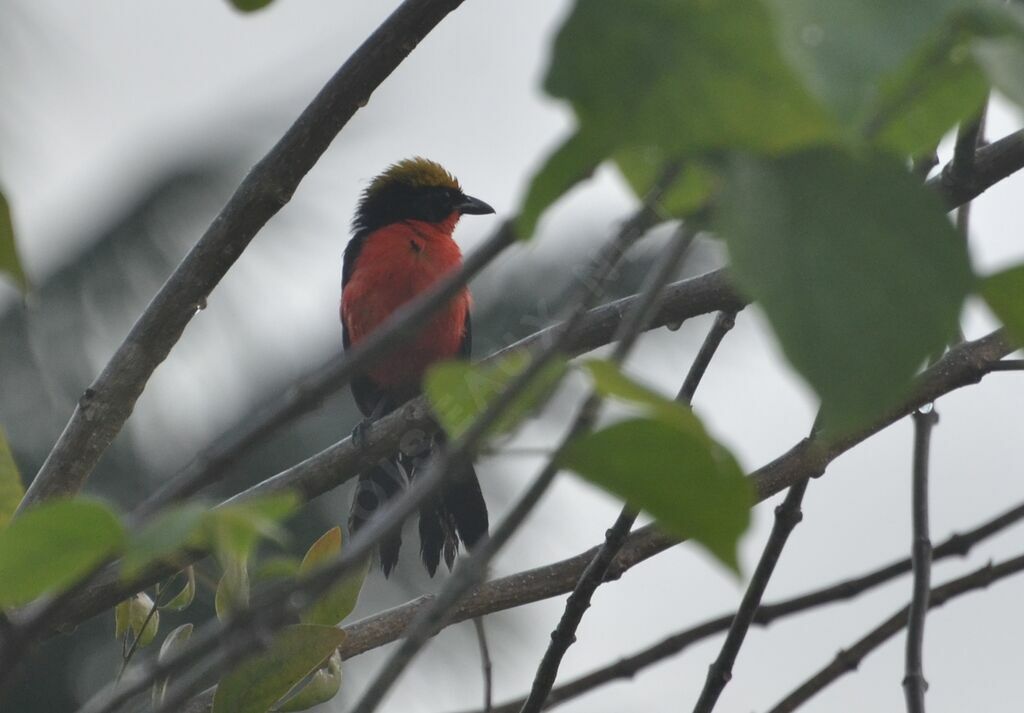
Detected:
[4,2,1024,712]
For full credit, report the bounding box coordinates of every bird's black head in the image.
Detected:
[352,157,494,236]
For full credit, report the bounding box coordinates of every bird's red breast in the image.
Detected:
[341,211,470,389]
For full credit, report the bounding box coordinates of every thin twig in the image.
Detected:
[473,618,493,713]
[19,0,473,512]
[987,359,1024,371]
[519,293,736,713]
[768,554,1024,713]
[461,497,1024,713]
[904,407,938,713]
[691,478,809,713]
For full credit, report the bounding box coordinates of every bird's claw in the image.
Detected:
[351,419,372,451]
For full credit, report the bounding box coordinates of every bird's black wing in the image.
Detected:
[459,309,471,360]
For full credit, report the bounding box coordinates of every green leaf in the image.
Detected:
[117,592,159,647]
[276,650,342,712]
[716,148,973,432]
[425,351,567,440]
[613,150,715,219]
[121,502,208,578]
[228,0,274,12]
[129,591,160,647]
[516,131,607,239]
[518,0,833,237]
[161,566,196,612]
[0,498,124,608]
[583,360,699,432]
[562,417,751,571]
[298,527,366,626]
[212,624,347,713]
[215,559,250,621]
[207,492,299,566]
[153,623,193,706]
[982,265,1024,344]
[0,428,25,529]
[252,555,302,582]
[546,0,832,155]
[0,188,27,292]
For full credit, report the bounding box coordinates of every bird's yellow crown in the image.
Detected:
[366,157,461,197]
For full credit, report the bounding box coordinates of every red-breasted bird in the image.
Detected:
[341,158,494,576]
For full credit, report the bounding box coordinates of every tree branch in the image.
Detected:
[931,128,1024,209]
[768,554,1024,713]
[691,478,808,713]
[20,0,473,512]
[460,497,1024,713]
[904,408,938,713]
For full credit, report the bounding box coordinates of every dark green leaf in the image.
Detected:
[0,498,124,607]
[546,0,832,154]
[228,0,274,12]
[0,189,27,292]
[276,650,342,712]
[298,527,366,627]
[516,131,607,239]
[982,265,1024,344]
[518,0,833,238]
[562,417,751,571]
[613,150,715,219]
[121,502,208,578]
[0,428,24,529]
[425,351,567,440]
[212,624,347,713]
[716,148,973,431]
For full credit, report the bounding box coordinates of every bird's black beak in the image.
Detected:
[456,194,495,215]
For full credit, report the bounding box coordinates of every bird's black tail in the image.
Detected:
[417,459,489,576]
[348,457,407,577]
[348,438,489,577]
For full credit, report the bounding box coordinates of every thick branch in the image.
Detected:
[20,0,471,511]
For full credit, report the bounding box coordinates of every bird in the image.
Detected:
[341,157,494,577]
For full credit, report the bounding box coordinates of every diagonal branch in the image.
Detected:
[460,497,1024,713]
[904,407,938,713]
[768,553,1024,713]
[691,478,808,713]
[20,0,474,512]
